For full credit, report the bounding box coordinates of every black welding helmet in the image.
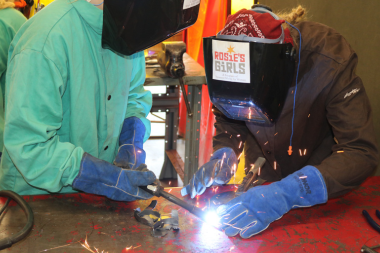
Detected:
[203,6,295,125]
[102,0,200,56]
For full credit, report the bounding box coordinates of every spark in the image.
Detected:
[202,206,207,211]
[308,114,310,118]
[220,152,226,168]
[133,245,141,249]
[337,150,344,153]
[238,152,243,160]
[300,197,304,199]
[196,202,199,206]
[38,243,76,252]
[264,141,268,145]
[237,134,240,137]
[169,181,171,185]
[215,187,219,191]
[230,246,235,251]
[137,150,142,153]
[261,194,264,198]
[230,135,232,138]
[274,132,278,136]
[256,130,260,134]
[125,246,132,250]
[80,237,108,253]
[238,141,242,149]
[299,149,302,156]
[257,211,266,213]
[304,149,307,155]
[274,161,277,170]
[168,189,172,193]
[299,176,307,179]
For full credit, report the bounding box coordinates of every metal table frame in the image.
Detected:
[144,53,206,184]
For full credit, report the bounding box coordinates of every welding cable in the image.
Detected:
[0,190,34,250]
[376,210,380,220]
[363,210,380,234]
[285,21,302,156]
[0,198,10,216]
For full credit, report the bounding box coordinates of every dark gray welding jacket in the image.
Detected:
[212,21,379,199]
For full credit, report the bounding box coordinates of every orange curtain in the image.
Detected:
[179,0,228,166]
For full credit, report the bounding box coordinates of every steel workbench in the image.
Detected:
[144,53,206,184]
[1,177,380,252]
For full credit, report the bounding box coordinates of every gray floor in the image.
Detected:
[144,112,184,186]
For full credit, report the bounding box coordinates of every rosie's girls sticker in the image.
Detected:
[212,40,250,83]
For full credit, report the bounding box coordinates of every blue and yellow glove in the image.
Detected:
[181,147,237,198]
[113,117,146,170]
[73,153,156,201]
[217,166,327,238]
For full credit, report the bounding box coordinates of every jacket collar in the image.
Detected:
[70,0,103,34]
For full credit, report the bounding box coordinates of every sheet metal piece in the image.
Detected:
[135,200,179,238]
[134,200,160,227]
[151,210,180,238]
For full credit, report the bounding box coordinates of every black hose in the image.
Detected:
[0,198,10,216]
[376,210,380,220]
[363,210,380,234]
[0,190,34,250]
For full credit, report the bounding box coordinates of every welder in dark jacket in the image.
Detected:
[181,5,379,238]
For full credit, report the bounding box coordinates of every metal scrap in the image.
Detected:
[134,201,179,238]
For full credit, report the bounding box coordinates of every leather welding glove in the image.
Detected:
[217,166,327,238]
[73,153,156,201]
[181,147,238,198]
[113,117,146,170]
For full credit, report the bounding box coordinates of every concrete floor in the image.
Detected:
[144,112,184,187]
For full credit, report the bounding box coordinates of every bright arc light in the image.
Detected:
[204,211,221,227]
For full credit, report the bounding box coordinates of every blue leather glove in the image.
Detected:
[181,147,237,198]
[217,166,327,238]
[113,117,146,170]
[73,153,156,201]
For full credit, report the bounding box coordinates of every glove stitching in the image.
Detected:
[102,183,148,199]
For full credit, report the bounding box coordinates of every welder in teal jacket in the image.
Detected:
[0,6,26,153]
[0,0,198,200]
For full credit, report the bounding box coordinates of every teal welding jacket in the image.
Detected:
[0,0,152,195]
[0,7,27,153]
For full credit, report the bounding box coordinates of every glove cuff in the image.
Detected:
[119,117,146,147]
[278,165,328,210]
[73,153,121,194]
[212,147,237,162]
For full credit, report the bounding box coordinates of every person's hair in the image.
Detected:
[0,0,15,9]
[276,5,307,28]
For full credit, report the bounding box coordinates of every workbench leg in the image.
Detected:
[184,85,202,185]
[159,108,179,179]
